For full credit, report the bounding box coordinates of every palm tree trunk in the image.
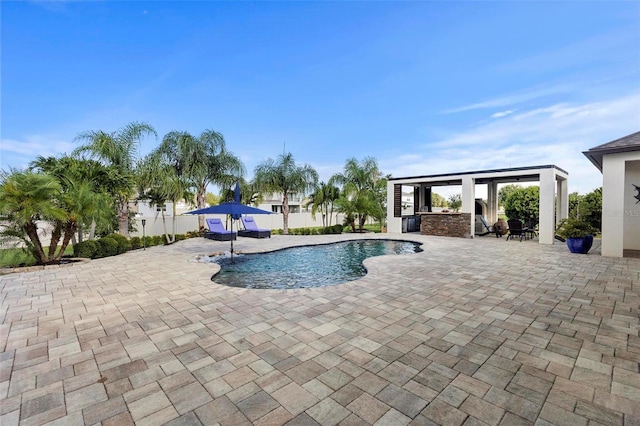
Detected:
[171,203,177,243]
[197,185,206,230]
[24,222,47,264]
[76,223,83,243]
[117,200,129,237]
[55,221,77,261]
[161,210,170,244]
[48,221,63,261]
[282,193,290,235]
[89,219,97,240]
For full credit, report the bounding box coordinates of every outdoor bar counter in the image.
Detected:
[417,211,472,238]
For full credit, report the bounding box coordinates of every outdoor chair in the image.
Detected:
[204,218,236,241]
[478,216,502,237]
[506,219,526,241]
[238,216,271,239]
[524,219,538,240]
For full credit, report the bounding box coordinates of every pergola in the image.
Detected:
[387,165,569,244]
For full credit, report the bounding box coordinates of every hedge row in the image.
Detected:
[73,231,202,260]
[272,224,344,235]
[72,225,345,260]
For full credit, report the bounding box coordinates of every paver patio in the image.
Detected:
[1,233,638,425]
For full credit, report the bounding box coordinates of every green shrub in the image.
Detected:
[152,235,165,245]
[130,236,142,250]
[108,233,132,254]
[74,240,100,259]
[186,230,204,238]
[323,224,343,234]
[97,237,119,258]
[557,218,596,239]
[175,234,186,241]
[143,236,153,247]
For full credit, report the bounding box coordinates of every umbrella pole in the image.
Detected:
[230,219,234,262]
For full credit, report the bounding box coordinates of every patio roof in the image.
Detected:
[583,130,640,171]
[388,164,568,186]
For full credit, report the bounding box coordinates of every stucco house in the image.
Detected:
[583,131,640,258]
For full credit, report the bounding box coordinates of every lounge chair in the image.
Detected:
[204,218,236,241]
[506,219,526,241]
[238,216,271,238]
[478,216,502,237]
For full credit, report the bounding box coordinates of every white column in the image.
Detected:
[556,178,568,224]
[602,155,625,257]
[462,176,475,237]
[387,181,401,233]
[538,169,556,244]
[487,181,498,224]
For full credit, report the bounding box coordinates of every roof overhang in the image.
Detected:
[583,131,640,172]
[389,164,568,186]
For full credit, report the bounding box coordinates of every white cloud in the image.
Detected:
[0,136,74,169]
[491,110,515,119]
[443,83,573,114]
[381,91,640,195]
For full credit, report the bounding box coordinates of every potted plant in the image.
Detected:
[556,218,596,254]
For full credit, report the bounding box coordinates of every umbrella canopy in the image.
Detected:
[185,200,271,262]
[186,202,272,217]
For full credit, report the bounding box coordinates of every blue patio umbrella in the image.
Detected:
[185,197,271,261]
[232,182,241,220]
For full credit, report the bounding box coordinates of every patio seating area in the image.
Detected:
[0,234,638,425]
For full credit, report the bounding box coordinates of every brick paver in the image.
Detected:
[1,233,638,425]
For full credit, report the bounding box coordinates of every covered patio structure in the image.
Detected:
[387,165,569,244]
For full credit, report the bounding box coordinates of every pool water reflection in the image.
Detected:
[210,239,422,289]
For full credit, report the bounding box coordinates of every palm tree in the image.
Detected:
[53,179,111,261]
[137,154,194,244]
[253,152,318,234]
[0,170,66,263]
[73,121,157,237]
[305,182,340,227]
[30,155,116,242]
[331,157,384,232]
[153,130,245,230]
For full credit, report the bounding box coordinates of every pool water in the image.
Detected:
[210,239,422,289]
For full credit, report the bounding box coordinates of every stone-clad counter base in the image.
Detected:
[418,212,472,238]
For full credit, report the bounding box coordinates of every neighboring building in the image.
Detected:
[583,131,640,258]
[134,200,192,217]
[256,192,310,214]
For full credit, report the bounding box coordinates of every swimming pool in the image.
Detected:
[209,239,422,289]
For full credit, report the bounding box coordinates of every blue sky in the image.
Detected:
[2,1,639,196]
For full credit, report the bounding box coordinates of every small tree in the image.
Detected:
[447,194,462,212]
[432,193,447,208]
[570,187,602,231]
[498,184,521,208]
[504,186,539,223]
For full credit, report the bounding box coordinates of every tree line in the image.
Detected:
[0,121,388,265]
[498,184,602,230]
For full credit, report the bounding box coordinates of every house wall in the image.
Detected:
[601,151,640,256]
[624,160,640,250]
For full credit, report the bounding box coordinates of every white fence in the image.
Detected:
[131,212,347,237]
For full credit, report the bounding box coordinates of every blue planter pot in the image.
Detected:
[566,235,593,254]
